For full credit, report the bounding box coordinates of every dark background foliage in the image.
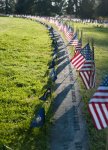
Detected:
[0,1,108,23]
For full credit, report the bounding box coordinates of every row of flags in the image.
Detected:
[49,18,95,90]
[27,16,108,130]
[46,18,108,130]
[30,24,58,128]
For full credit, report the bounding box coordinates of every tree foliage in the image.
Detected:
[97,0,108,17]
[0,0,6,13]
[0,0,16,14]
[0,0,108,19]
[79,0,95,18]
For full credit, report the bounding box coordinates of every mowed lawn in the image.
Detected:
[0,17,52,149]
[70,22,108,150]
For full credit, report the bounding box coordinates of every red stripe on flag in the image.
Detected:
[93,96,108,99]
[99,104,108,126]
[92,103,104,129]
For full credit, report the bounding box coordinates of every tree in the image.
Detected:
[66,0,83,17]
[51,0,67,16]
[35,0,52,16]
[0,0,16,14]
[96,0,108,17]
[8,0,16,13]
[15,0,52,15]
[66,0,74,15]
[15,0,28,14]
[79,0,95,18]
[0,0,5,13]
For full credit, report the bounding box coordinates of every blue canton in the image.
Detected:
[100,75,108,86]
[80,43,93,60]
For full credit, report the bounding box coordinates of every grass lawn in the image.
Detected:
[69,22,108,150]
[0,17,52,150]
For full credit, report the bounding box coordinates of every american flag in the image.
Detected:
[74,38,82,54]
[64,25,73,41]
[63,24,67,33]
[70,51,86,70]
[58,22,64,31]
[88,76,108,130]
[68,32,79,46]
[79,43,95,89]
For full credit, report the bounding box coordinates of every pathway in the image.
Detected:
[50,29,89,150]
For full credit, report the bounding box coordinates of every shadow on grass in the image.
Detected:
[19,84,71,150]
[13,22,72,150]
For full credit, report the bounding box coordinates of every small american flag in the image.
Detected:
[70,51,86,70]
[58,22,64,31]
[63,24,67,33]
[79,43,95,89]
[88,76,108,130]
[68,32,79,46]
[64,26,73,41]
[74,38,82,54]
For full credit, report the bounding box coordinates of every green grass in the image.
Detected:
[70,22,108,150]
[0,17,53,150]
[1,17,108,150]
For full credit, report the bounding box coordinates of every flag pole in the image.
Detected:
[81,30,83,44]
[77,29,79,39]
[106,129,108,150]
[91,38,94,59]
[91,38,96,88]
[87,37,90,44]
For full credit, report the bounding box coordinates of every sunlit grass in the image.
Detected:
[0,17,52,150]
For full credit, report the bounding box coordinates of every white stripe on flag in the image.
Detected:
[102,104,108,120]
[95,104,107,128]
[80,72,90,89]
[89,104,101,129]
[98,87,108,90]
[90,99,108,103]
[93,92,108,97]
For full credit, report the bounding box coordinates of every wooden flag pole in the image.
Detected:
[81,30,83,44]
[77,29,79,39]
[87,37,90,44]
[91,38,94,49]
[91,38,96,88]
[106,129,108,150]
[91,38,94,59]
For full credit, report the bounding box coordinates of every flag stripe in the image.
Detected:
[89,104,101,129]
[71,52,85,70]
[102,104,108,120]
[80,72,90,89]
[90,99,108,103]
[95,104,107,128]
[93,103,104,129]
[100,104,108,125]
[98,87,108,90]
